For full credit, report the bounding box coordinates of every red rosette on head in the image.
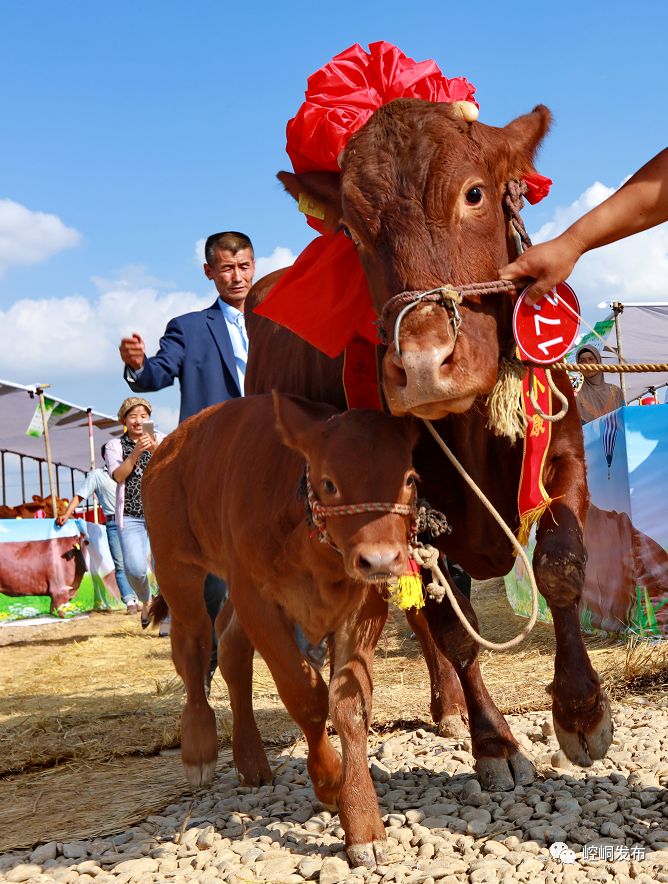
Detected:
[286,40,478,174]
[257,42,481,358]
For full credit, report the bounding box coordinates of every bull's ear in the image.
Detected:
[273,391,339,453]
[277,170,342,233]
[500,104,552,178]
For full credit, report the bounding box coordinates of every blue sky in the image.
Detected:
[1,0,667,433]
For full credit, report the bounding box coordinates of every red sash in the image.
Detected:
[517,368,553,546]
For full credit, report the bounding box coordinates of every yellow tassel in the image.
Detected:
[516,500,552,548]
[386,573,425,610]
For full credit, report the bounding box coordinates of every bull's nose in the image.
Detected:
[353,546,404,578]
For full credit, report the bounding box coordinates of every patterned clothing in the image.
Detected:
[120,435,151,518]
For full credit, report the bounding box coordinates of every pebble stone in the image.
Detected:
[3,698,668,882]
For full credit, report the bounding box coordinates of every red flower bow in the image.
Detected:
[286,41,478,175]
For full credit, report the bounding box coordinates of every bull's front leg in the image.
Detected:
[329,587,388,869]
[422,587,534,791]
[535,432,613,766]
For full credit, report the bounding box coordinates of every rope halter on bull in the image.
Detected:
[378,178,569,445]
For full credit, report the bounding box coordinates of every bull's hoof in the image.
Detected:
[438,712,470,740]
[552,692,613,767]
[184,759,217,789]
[475,750,535,791]
[347,839,387,869]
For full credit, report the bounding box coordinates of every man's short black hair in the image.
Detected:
[204,231,254,265]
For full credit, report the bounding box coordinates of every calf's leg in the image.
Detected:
[217,602,273,786]
[404,608,468,738]
[422,587,534,791]
[157,562,218,788]
[231,580,342,807]
[330,588,388,868]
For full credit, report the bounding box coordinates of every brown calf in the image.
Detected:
[142,393,420,866]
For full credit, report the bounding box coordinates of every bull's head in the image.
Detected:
[273,391,419,582]
[278,99,551,419]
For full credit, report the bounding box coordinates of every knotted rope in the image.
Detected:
[418,419,540,651]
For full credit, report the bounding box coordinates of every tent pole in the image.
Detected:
[86,408,98,524]
[1,452,5,506]
[612,301,628,405]
[37,386,58,517]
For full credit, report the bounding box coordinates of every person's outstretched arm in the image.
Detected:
[501,148,668,304]
[119,318,186,393]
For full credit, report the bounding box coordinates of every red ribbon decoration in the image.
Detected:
[517,368,554,546]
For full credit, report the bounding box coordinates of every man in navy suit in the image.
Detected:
[119,231,255,421]
[119,231,255,687]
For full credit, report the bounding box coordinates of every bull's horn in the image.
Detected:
[452,101,479,123]
[337,150,346,169]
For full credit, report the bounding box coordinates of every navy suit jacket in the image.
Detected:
[124,302,241,423]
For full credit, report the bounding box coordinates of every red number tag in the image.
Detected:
[512,281,581,364]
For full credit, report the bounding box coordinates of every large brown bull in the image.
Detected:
[0,534,88,614]
[246,98,612,779]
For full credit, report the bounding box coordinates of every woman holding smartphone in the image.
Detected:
[105,397,165,625]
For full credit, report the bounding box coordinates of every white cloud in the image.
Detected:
[255,246,296,280]
[530,181,668,315]
[151,405,179,434]
[0,243,298,379]
[0,199,81,276]
[194,237,206,267]
[0,274,211,378]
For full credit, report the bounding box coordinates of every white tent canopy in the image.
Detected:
[0,379,122,473]
[576,304,668,403]
[604,304,668,402]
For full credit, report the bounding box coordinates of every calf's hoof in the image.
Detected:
[475,750,535,791]
[438,711,470,740]
[184,759,217,789]
[347,839,387,869]
[552,691,613,767]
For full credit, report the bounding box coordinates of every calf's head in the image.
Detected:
[274,392,419,582]
[278,99,551,418]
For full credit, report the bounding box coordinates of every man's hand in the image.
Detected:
[119,333,146,371]
[56,513,69,526]
[499,230,583,306]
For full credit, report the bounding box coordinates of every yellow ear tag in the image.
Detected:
[298,193,326,221]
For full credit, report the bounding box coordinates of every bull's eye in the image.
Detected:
[340,225,353,239]
[322,478,338,495]
[465,187,483,205]
[405,474,417,488]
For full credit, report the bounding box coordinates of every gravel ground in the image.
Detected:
[2,695,668,883]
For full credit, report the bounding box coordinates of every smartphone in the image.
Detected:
[142,420,155,437]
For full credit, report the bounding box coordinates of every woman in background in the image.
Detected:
[105,397,165,625]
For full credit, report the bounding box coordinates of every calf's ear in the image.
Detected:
[277,170,343,233]
[273,392,339,453]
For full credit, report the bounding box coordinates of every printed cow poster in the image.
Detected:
[0,519,124,622]
[506,404,668,638]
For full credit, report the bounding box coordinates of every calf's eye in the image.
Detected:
[323,479,338,495]
[465,187,483,205]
